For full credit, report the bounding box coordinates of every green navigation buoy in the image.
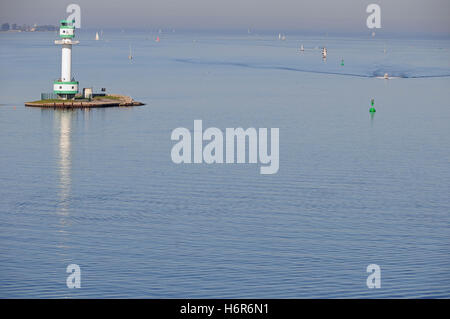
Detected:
[341,58,344,66]
[370,98,376,112]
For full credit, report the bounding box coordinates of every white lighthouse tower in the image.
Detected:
[53,19,79,99]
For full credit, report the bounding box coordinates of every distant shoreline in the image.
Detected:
[0,30,56,33]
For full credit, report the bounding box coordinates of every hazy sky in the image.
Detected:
[1,0,449,34]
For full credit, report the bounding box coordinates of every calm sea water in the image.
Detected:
[0,30,449,298]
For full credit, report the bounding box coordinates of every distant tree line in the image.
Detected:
[1,23,57,32]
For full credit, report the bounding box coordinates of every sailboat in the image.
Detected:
[128,44,133,60]
[375,72,399,80]
[155,36,160,42]
[322,47,327,59]
[300,44,304,52]
[95,32,99,41]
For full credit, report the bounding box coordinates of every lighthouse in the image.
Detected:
[53,19,79,99]
[25,18,144,107]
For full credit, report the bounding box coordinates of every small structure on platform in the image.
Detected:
[83,88,93,99]
[25,18,144,108]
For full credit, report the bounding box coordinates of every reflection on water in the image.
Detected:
[57,110,72,214]
[54,110,74,253]
[370,112,375,126]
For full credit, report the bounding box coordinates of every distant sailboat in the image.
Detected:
[375,73,399,80]
[300,44,304,52]
[128,44,133,60]
[95,32,99,41]
[322,47,327,59]
[155,36,160,42]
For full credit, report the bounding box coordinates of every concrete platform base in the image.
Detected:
[25,94,145,108]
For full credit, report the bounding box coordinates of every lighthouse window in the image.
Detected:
[59,86,62,89]
[62,30,65,33]
[72,86,74,89]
